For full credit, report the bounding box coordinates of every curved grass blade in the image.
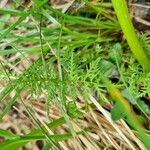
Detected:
[0,133,78,150]
[0,129,19,140]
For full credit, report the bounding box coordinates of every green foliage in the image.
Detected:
[0,116,83,150]
[0,133,76,150]
[112,0,150,71]
[0,0,150,149]
[67,101,83,118]
[123,64,150,98]
[109,43,122,64]
[111,101,127,121]
[42,143,52,150]
[0,129,19,140]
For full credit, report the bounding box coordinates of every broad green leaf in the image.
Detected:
[137,99,150,113]
[109,43,122,64]
[42,143,52,150]
[122,89,150,114]
[122,89,136,105]
[111,101,127,121]
[98,60,116,77]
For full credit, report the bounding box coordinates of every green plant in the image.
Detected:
[111,0,150,71]
[0,0,150,149]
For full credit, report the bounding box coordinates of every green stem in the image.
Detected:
[112,0,150,71]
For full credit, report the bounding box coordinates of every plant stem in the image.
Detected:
[112,0,150,71]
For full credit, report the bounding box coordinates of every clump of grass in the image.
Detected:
[0,0,150,149]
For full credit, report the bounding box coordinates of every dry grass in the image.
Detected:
[0,93,147,149]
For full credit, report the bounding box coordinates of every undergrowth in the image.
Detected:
[0,0,150,149]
